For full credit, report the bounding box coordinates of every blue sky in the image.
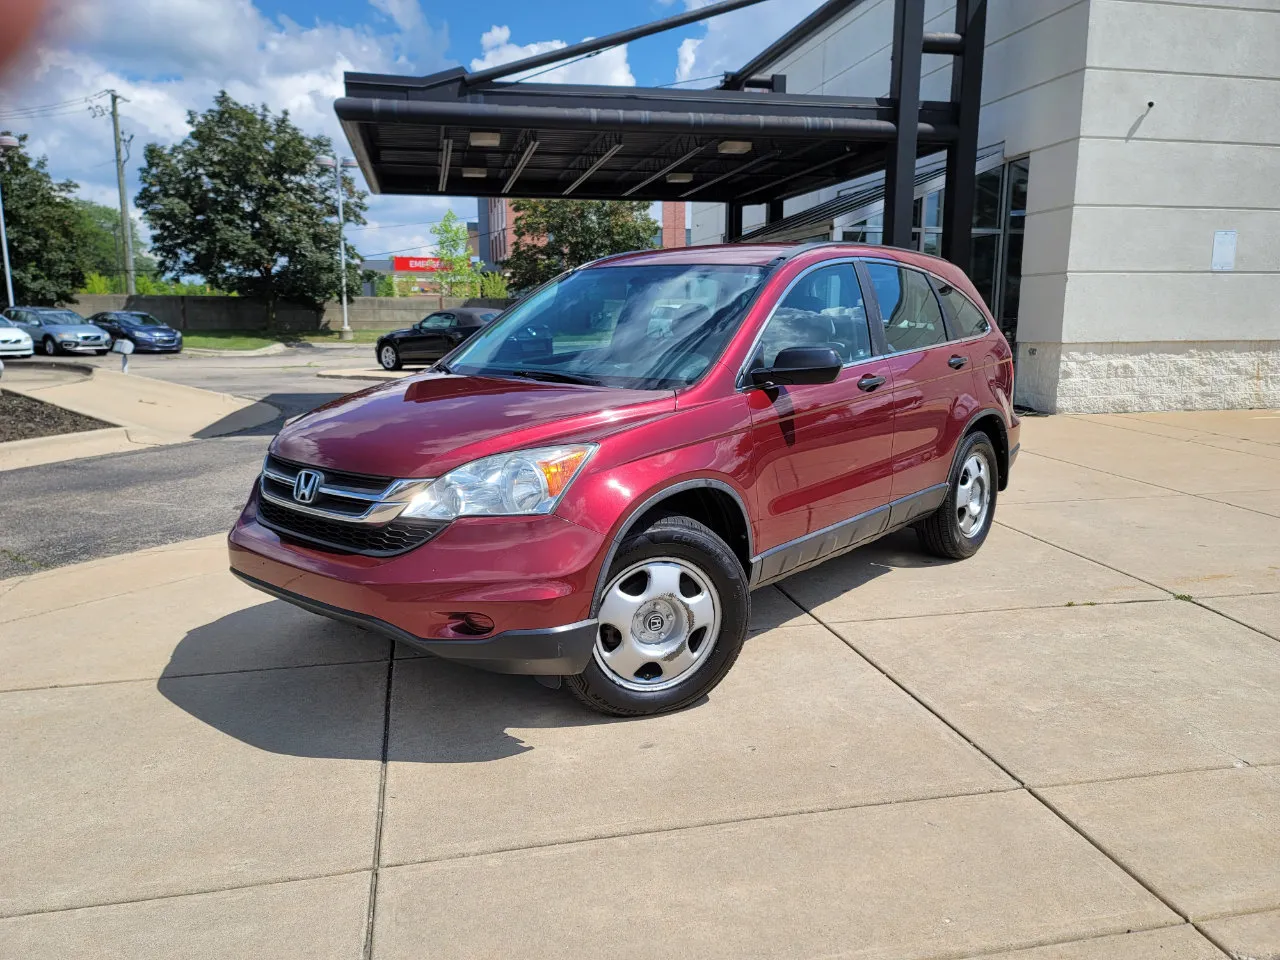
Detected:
[0,0,823,260]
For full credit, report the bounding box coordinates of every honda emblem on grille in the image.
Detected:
[293,469,323,504]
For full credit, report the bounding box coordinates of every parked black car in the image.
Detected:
[375,307,500,370]
[88,311,183,353]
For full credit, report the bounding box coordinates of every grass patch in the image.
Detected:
[183,329,391,350]
[1174,593,1194,601]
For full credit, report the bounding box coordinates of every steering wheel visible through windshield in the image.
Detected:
[446,263,769,389]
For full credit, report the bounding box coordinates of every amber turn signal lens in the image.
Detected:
[536,448,590,498]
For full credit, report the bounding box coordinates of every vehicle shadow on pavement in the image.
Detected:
[158,601,619,764]
[206,392,366,438]
[771,529,957,613]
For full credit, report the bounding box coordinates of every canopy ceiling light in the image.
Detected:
[718,140,753,155]
[469,131,502,147]
[665,172,693,183]
[461,167,488,178]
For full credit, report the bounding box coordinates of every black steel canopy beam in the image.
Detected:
[335,97,957,141]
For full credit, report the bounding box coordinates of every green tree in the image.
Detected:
[478,270,509,298]
[502,199,657,289]
[70,199,157,290]
[0,132,86,305]
[136,92,366,325]
[431,210,478,296]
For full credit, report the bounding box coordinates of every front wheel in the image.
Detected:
[377,343,401,371]
[42,337,58,356]
[565,515,748,717]
[915,431,998,560]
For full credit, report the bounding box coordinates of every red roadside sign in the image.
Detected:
[392,256,442,272]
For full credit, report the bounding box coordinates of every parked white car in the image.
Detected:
[0,317,34,358]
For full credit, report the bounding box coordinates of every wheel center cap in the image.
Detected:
[633,598,680,644]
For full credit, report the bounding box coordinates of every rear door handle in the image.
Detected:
[857,374,886,392]
[948,355,968,369]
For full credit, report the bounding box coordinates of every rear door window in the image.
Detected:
[864,262,947,353]
[936,284,991,339]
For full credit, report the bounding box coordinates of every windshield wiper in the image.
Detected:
[509,369,602,386]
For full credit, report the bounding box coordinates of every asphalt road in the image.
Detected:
[0,349,384,578]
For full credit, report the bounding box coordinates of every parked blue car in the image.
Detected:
[88,311,183,353]
[1,307,111,356]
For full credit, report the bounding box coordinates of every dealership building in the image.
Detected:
[691,0,1280,412]
[340,0,1278,413]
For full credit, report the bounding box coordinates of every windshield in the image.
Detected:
[36,310,87,325]
[448,263,768,389]
[121,313,163,326]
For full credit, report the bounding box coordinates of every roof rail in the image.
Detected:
[764,240,848,267]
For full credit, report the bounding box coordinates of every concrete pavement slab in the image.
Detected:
[839,602,1280,786]
[374,790,1175,960]
[1043,767,1280,921]
[968,926,1221,960]
[1001,450,1171,504]
[378,624,1012,867]
[747,584,817,631]
[1199,592,1280,641]
[778,525,1163,624]
[0,575,387,691]
[1018,416,1278,494]
[0,872,369,960]
[1204,487,1280,519]
[1113,409,1280,445]
[1199,908,1280,960]
[1078,413,1280,462]
[999,495,1280,597]
[0,533,228,623]
[0,664,385,917]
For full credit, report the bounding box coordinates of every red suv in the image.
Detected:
[229,243,1018,716]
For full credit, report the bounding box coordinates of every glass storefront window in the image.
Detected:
[974,168,1002,229]
[999,158,1029,344]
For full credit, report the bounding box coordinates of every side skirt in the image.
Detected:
[749,483,948,589]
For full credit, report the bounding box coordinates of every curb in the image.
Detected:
[184,343,288,357]
[2,360,97,377]
[316,368,407,381]
[0,426,142,472]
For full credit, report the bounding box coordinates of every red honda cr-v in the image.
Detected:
[229,243,1019,716]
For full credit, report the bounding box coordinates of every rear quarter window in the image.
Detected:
[936,284,991,339]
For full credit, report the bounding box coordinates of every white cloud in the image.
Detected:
[670,0,826,87]
[470,24,635,86]
[0,0,472,264]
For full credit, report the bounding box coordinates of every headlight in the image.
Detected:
[400,444,595,520]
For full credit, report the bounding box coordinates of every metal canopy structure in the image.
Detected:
[337,0,987,267]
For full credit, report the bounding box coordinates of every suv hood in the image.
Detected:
[43,323,107,336]
[272,372,675,478]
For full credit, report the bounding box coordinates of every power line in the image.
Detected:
[0,90,110,121]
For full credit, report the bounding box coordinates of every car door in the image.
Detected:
[92,314,121,340]
[746,261,896,558]
[13,311,40,339]
[862,260,975,517]
[403,312,455,360]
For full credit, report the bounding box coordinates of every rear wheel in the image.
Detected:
[915,431,997,560]
[565,515,748,717]
[378,343,401,371]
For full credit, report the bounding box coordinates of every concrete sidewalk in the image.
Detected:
[0,364,278,470]
[1,411,1278,959]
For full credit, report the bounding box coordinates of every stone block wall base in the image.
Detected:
[1015,341,1280,413]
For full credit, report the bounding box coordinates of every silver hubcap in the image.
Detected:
[593,558,720,692]
[956,453,991,538]
[380,346,397,368]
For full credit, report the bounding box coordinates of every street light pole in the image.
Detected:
[318,155,359,341]
[0,134,18,309]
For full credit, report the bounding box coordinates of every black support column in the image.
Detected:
[725,202,744,242]
[941,0,987,270]
[884,0,925,249]
[766,199,784,223]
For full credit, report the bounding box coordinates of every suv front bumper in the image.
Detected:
[228,499,607,675]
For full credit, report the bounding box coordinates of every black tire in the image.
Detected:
[42,337,58,356]
[565,515,749,717]
[377,342,401,371]
[915,431,998,560]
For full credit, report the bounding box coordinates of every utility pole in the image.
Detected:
[109,91,136,295]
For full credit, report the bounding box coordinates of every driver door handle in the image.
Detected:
[857,374,886,392]
[948,355,968,369]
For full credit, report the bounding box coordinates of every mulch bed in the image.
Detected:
[0,391,114,443]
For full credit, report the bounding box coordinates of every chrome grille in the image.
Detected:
[257,454,440,557]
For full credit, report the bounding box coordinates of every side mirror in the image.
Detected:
[750,346,842,387]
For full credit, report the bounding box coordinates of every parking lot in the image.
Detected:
[1,403,1277,958]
